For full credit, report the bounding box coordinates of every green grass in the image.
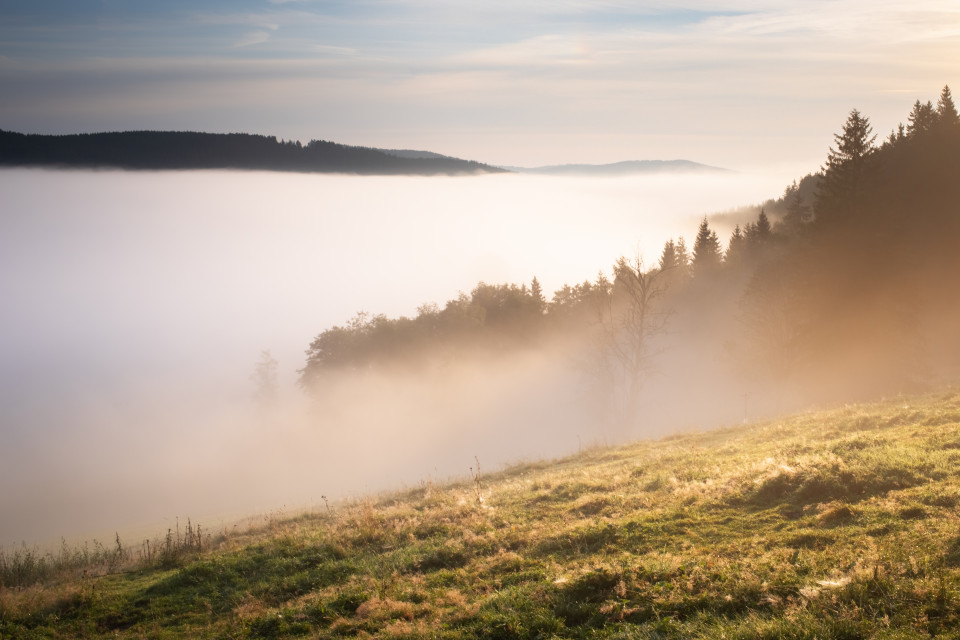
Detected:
[4,389,960,638]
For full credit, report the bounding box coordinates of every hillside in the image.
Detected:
[4,389,960,638]
[0,130,505,175]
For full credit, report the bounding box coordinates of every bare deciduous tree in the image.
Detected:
[588,257,671,430]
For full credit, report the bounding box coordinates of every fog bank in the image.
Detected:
[0,168,789,545]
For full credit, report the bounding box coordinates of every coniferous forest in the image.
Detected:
[298,86,960,426]
[0,130,503,175]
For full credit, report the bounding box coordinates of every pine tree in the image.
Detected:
[824,109,876,168]
[666,236,692,282]
[907,100,936,137]
[724,225,747,268]
[936,85,960,128]
[658,237,694,287]
[755,208,772,238]
[692,217,722,278]
[816,109,876,220]
[782,187,809,232]
[675,237,691,270]
[886,123,906,147]
[530,276,545,313]
[658,239,679,271]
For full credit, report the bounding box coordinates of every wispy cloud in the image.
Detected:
[452,34,600,68]
[230,21,280,48]
[234,30,273,47]
[313,44,358,57]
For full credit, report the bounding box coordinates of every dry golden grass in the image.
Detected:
[4,388,960,638]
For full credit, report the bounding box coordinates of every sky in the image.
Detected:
[1,1,959,170]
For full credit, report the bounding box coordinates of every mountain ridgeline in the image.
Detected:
[298,86,960,427]
[0,129,505,175]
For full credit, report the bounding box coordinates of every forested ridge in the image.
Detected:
[0,129,503,175]
[299,86,960,423]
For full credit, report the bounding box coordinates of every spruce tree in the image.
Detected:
[692,217,722,278]
[756,208,772,238]
[658,239,679,271]
[724,225,747,268]
[936,85,960,128]
[782,188,809,232]
[530,276,546,314]
[816,109,876,220]
[886,123,906,147]
[673,237,692,281]
[907,100,936,137]
[824,109,876,167]
[675,237,691,269]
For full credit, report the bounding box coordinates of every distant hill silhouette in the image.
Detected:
[0,130,505,175]
[505,159,731,176]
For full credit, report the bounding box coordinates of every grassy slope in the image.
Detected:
[4,389,960,639]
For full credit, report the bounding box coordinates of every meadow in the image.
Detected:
[4,388,960,638]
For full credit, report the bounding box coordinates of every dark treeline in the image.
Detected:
[0,130,504,175]
[300,86,960,428]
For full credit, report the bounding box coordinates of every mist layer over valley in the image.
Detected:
[0,167,788,545]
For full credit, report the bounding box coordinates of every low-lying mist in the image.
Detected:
[0,167,792,545]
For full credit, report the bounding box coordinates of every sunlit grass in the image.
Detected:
[4,388,960,638]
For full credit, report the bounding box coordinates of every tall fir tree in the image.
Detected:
[816,109,876,220]
[886,123,906,147]
[530,276,546,314]
[724,224,747,269]
[670,236,692,282]
[744,209,771,248]
[658,239,679,271]
[907,100,936,137]
[936,85,960,128]
[755,208,772,237]
[782,186,810,231]
[675,237,691,269]
[692,217,723,278]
